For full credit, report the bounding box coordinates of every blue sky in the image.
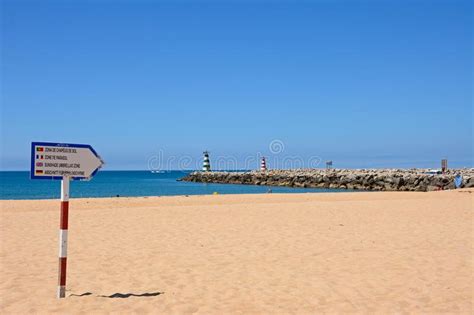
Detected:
[1,0,472,170]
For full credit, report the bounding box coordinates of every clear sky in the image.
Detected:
[1,0,472,170]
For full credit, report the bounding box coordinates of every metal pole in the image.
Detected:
[57,177,70,298]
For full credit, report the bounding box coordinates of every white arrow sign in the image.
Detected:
[31,142,104,180]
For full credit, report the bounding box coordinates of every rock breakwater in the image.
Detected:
[180,169,474,191]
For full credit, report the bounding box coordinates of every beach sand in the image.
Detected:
[1,189,472,314]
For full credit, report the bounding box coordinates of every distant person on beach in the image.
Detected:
[454,174,463,189]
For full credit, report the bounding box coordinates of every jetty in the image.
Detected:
[180,168,474,191]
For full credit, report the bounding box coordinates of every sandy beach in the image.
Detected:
[1,190,472,314]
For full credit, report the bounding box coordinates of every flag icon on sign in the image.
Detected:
[35,170,44,175]
[36,147,44,152]
[36,155,44,159]
[36,162,43,167]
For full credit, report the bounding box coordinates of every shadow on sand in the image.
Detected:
[70,292,93,297]
[70,292,163,298]
[100,292,164,298]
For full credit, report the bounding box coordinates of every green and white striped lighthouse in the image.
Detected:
[202,151,211,172]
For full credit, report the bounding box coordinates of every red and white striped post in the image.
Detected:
[57,177,70,298]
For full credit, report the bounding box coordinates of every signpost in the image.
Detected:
[30,142,103,298]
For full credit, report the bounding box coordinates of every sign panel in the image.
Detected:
[30,142,104,180]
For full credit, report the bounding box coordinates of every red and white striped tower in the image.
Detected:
[57,177,70,298]
[260,157,267,171]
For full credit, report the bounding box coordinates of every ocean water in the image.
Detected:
[0,171,348,200]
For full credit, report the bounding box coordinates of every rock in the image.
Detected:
[427,185,440,192]
[179,169,474,192]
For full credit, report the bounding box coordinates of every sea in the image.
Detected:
[0,171,348,200]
